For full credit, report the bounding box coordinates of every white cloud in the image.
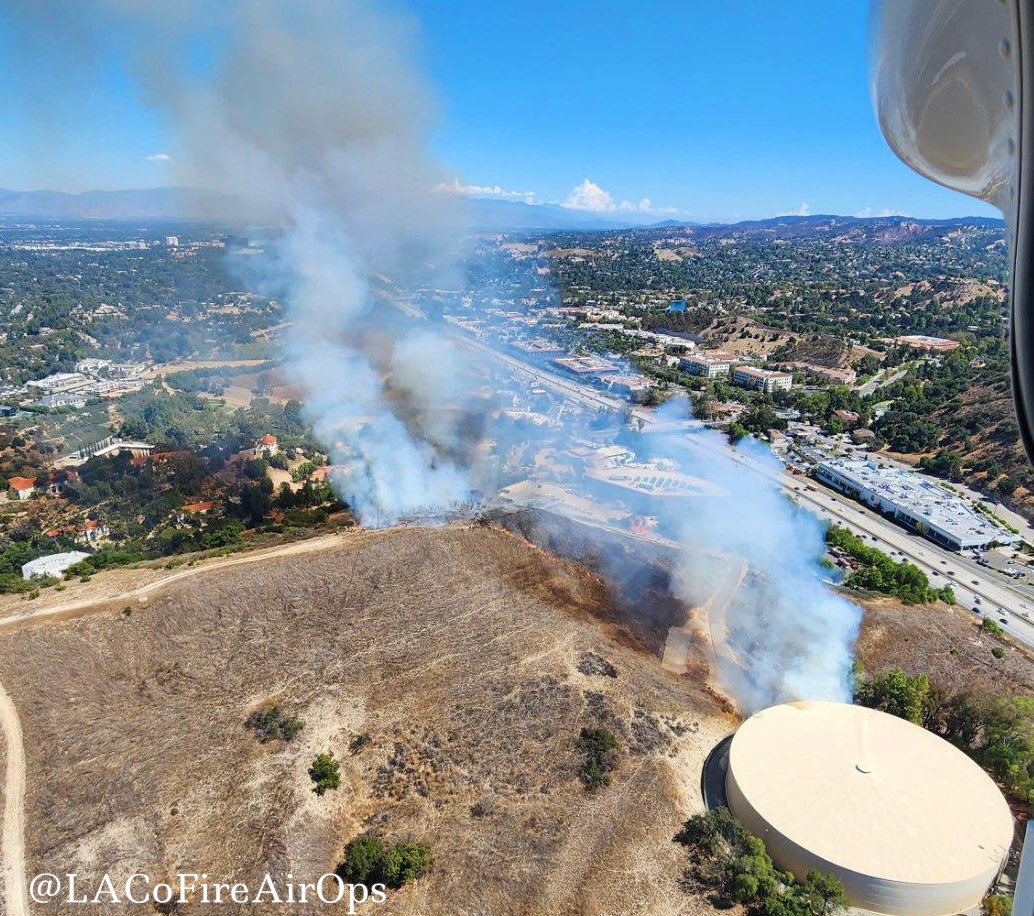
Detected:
[562,178,670,214]
[564,178,617,212]
[854,206,908,218]
[146,152,171,162]
[435,177,538,204]
[436,175,684,219]
[791,201,811,217]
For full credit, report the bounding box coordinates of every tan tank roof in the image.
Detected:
[726,701,1013,913]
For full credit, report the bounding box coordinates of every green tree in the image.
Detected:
[338,836,384,884]
[854,668,930,725]
[308,753,341,796]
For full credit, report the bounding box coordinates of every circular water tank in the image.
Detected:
[725,701,1013,916]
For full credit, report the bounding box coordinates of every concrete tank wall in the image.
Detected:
[726,766,1003,915]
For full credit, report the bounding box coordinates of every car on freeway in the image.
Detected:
[1000,618,1009,625]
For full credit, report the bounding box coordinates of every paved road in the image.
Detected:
[855,367,908,397]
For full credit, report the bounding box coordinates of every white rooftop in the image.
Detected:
[820,459,1011,546]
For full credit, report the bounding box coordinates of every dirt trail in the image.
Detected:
[0,679,27,916]
[0,531,360,634]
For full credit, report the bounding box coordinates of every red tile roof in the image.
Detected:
[259,434,277,446]
[180,501,215,514]
[8,476,35,491]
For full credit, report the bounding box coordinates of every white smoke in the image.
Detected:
[116,0,480,524]
[642,400,861,710]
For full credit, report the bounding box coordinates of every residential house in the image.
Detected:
[7,476,35,500]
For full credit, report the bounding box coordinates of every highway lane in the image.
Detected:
[789,480,1034,648]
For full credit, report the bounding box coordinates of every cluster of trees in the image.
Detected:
[855,666,1034,804]
[826,525,955,605]
[337,835,432,889]
[0,236,283,378]
[674,808,847,915]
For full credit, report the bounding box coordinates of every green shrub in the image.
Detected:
[308,753,341,796]
[674,809,847,914]
[983,895,1013,916]
[854,667,929,725]
[380,842,432,887]
[337,835,432,889]
[578,727,619,791]
[246,706,304,743]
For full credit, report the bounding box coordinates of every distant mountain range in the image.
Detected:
[464,197,673,231]
[0,186,1004,234]
[0,187,210,221]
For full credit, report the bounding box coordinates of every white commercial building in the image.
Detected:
[727,703,1012,916]
[732,365,793,392]
[680,351,732,377]
[21,551,91,580]
[816,458,1017,550]
[30,372,91,394]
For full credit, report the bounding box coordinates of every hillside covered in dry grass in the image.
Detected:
[0,524,732,915]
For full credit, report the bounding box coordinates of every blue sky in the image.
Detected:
[0,1,998,221]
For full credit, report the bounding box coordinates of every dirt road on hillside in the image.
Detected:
[0,679,27,916]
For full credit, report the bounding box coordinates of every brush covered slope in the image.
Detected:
[0,524,731,915]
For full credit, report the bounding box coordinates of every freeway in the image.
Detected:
[447,326,1034,651]
[787,478,1034,648]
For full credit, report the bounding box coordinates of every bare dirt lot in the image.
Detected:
[0,524,732,915]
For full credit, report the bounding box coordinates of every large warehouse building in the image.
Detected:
[816,458,1017,550]
[725,702,1013,915]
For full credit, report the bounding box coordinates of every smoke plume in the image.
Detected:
[12,0,861,711]
[641,400,862,710]
[15,0,483,524]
